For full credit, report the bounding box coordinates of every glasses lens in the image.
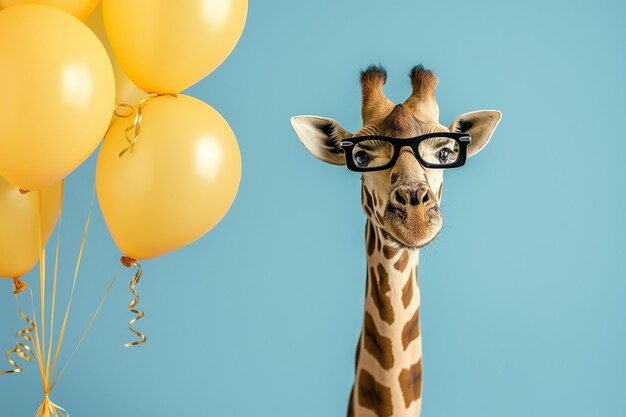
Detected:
[351,139,394,169]
[417,136,460,166]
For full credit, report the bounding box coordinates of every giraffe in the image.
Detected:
[290,65,501,417]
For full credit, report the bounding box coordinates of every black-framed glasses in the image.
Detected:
[339,132,471,172]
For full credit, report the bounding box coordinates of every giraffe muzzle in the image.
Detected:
[384,183,442,248]
[390,184,436,210]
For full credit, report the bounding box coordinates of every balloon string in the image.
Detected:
[118,92,177,158]
[50,268,119,390]
[121,256,146,347]
[37,189,47,390]
[36,394,68,417]
[49,182,89,382]
[0,290,36,374]
[46,179,64,387]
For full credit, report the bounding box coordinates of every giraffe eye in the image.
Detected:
[354,151,372,167]
[437,148,452,163]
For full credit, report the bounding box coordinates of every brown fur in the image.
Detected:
[362,186,375,218]
[398,359,423,407]
[394,251,410,272]
[382,245,399,259]
[408,65,438,102]
[358,369,394,417]
[360,65,394,124]
[404,65,439,120]
[367,220,376,256]
[369,265,395,325]
[401,308,420,350]
[347,388,355,417]
[401,271,414,309]
[378,104,421,138]
[363,312,394,370]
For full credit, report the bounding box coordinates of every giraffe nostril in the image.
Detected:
[394,189,407,206]
[392,186,435,208]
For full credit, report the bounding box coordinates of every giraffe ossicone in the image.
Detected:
[291,64,501,417]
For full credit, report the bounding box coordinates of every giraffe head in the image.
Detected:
[291,65,501,248]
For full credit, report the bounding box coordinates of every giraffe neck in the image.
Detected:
[348,219,422,417]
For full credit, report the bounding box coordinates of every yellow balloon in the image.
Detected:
[0,5,115,190]
[103,0,247,93]
[0,0,97,20]
[0,176,62,279]
[96,95,241,260]
[85,1,144,107]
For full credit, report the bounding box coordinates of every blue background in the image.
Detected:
[2,0,626,416]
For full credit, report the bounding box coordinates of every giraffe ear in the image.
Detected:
[448,110,502,157]
[290,116,352,165]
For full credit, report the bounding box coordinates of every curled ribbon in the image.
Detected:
[118,93,177,158]
[0,291,36,374]
[35,394,68,417]
[120,256,146,347]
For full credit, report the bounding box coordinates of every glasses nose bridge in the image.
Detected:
[393,143,426,175]
[397,143,420,162]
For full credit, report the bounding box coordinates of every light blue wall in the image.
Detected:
[2,0,626,416]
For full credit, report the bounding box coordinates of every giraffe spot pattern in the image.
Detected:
[369,265,395,325]
[358,369,394,417]
[362,189,373,217]
[382,245,399,259]
[367,221,376,256]
[363,185,386,226]
[398,359,423,408]
[363,312,394,370]
[401,307,420,350]
[355,333,362,369]
[394,250,410,272]
[363,186,375,217]
[347,387,355,417]
[375,209,385,226]
[401,270,414,309]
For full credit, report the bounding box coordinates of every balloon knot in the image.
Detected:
[18,188,30,194]
[12,278,27,295]
[120,256,137,268]
[114,103,134,118]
